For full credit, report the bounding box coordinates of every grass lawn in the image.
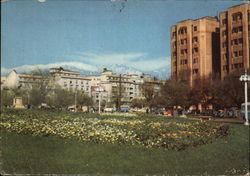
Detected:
[0,109,249,175]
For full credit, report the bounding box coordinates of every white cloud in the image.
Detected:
[1,52,170,77]
[65,51,170,71]
[1,62,98,75]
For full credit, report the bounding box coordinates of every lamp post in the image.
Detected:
[96,86,104,114]
[239,70,249,126]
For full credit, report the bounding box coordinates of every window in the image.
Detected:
[172,31,176,38]
[192,69,199,74]
[239,50,243,56]
[181,39,187,44]
[224,53,228,59]
[193,26,197,31]
[231,39,238,45]
[239,63,244,68]
[232,12,242,22]
[238,38,243,44]
[178,27,187,34]
[222,19,227,25]
[223,41,227,48]
[234,39,238,45]
[193,47,198,53]
[222,30,227,36]
[193,58,198,64]
[234,51,238,57]
[234,64,239,69]
[193,37,198,43]
[223,65,228,71]
[180,59,188,65]
[181,49,188,55]
[238,26,243,32]
[232,27,238,33]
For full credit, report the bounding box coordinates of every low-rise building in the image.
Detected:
[1,67,163,108]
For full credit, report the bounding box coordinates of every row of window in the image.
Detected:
[233,50,243,57]
[232,12,242,22]
[231,63,244,70]
[173,58,199,65]
[64,80,89,85]
[232,26,243,34]
[172,26,198,37]
[181,49,188,55]
[180,59,188,65]
[179,37,198,45]
[180,47,199,55]
[231,38,243,45]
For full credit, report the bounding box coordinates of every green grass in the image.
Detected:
[1,122,249,175]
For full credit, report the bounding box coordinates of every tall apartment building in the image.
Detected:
[171,17,220,85]
[220,3,250,79]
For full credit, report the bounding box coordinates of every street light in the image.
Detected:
[96,86,104,114]
[239,70,250,126]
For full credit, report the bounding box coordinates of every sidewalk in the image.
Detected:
[198,116,245,124]
[211,118,245,124]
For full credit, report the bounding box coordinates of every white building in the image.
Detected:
[2,67,163,107]
[50,67,91,95]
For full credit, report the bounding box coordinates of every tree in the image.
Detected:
[25,68,53,106]
[212,72,246,109]
[140,83,157,109]
[1,87,29,107]
[77,91,93,107]
[0,88,15,106]
[159,79,190,109]
[131,98,146,108]
[46,87,75,108]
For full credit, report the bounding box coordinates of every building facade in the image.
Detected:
[50,67,91,95]
[220,3,250,79]
[87,68,162,106]
[171,17,220,85]
[2,68,162,108]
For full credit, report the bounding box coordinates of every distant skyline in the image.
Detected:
[1,0,247,78]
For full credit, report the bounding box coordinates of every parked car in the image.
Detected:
[120,105,130,113]
[104,107,115,113]
[153,108,165,115]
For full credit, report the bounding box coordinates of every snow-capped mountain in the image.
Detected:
[63,64,169,79]
[1,64,170,79]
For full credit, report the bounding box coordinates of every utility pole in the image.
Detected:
[75,88,77,112]
[239,70,249,126]
[118,74,122,111]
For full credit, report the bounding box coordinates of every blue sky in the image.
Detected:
[1,0,246,77]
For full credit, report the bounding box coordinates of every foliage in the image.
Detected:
[0,108,230,151]
[0,88,15,106]
[140,83,158,109]
[45,87,75,108]
[158,79,190,108]
[76,91,93,106]
[0,88,28,106]
[130,98,146,108]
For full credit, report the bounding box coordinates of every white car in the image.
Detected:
[104,107,115,113]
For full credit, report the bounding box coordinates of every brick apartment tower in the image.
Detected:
[171,17,220,86]
[220,3,250,79]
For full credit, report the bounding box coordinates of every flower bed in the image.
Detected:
[0,108,230,150]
